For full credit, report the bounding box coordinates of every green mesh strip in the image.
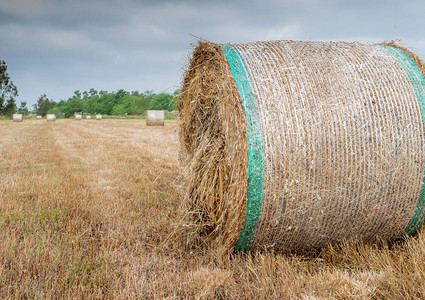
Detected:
[221,44,263,251]
[380,45,425,238]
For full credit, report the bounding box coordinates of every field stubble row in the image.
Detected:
[0,119,425,299]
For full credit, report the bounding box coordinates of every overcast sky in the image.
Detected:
[1,0,424,106]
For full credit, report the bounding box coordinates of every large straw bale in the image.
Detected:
[95,114,102,120]
[36,115,42,119]
[46,114,56,122]
[179,40,425,253]
[75,114,82,120]
[146,110,164,126]
[86,115,91,119]
[12,114,23,122]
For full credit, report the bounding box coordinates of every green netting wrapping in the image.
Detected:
[380,45,425,238]
[221,45,264,251]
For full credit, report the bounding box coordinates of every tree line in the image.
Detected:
[36,89,179,117]
[0,60,179,118]
[0,60,18,116]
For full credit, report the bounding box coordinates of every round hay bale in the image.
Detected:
[36,115,42,120]
[12,114,23,122]
[86,115,91,119]
[95,114,102,120]
[179,40,425,253]
[75,114,82,120]
[46,114,56,122]
[146,110,164,126]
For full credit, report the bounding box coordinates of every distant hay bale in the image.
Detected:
[146,110,164,126]
[12,114,23,122]
[179,40,425,253]
[46,114,56,122]
[36,115,42,120]
[75,114,82,120]
[86,115,91,119]
[95,114,102,120]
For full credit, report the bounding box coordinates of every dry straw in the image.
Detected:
[46,114,56,122]
[12,114,23,122]
[146,110,165,126]
[179,40,425,253]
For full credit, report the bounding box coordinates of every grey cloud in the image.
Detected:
[0,0,424,105]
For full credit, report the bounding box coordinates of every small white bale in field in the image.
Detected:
[146,110,165,126]
[46,114,56,122]
[86,115,91,119]
[75,114,82,120]
[13,114,23,122]
[36,115,42,119]
[95,114,102,120]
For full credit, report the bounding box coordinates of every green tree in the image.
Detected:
[53,95,83,117]
[128,95,150,114]
[73,90,81,99]
[89,88,98,97]
[82,95,101,114]
[2,98,16,116]
[34,94,55,116]
[0,60,18,116]
[149,93,173,111]
[17,101,29,115]
[111,104,127,115]
[99,89,127,115]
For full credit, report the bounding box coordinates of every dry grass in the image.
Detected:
[1,119,425,298]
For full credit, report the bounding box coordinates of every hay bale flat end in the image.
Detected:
[46,114,56,122]
[13,114,23,122]
[146,110,164,126]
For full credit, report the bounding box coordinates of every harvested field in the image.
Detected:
[1,119,425,298]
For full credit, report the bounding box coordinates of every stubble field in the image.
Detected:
[1,119,425,299]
